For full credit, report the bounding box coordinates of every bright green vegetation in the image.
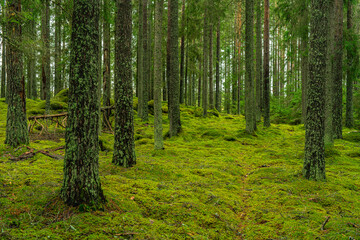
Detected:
[1,99,360,239]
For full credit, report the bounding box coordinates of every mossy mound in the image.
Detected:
[53,88,69,103]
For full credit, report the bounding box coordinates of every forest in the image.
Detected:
[0,0,360,239]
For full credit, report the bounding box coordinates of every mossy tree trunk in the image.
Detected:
[202,2,209,116]
[5,0,29,148]
[179,0,185,105]
[301,5,309,124]
[1,13,6,99]
[54,0,62,95]
[332,0,343,139]
[325,0,335,146]
[209,24,214,110]
[263,0,270,128]
[61,0,106,207]
[345,0,355,129]
[26,9,37,100]
[303,0,328,181]
[167,0,181,136]
[255,0,262,122]
[198,61,201,107]
[215,19,221,112]
[245,0,256,133]
[41,0,50,112]
[154,0,164,150]
[103,0,111,128]
[113,0,136,167]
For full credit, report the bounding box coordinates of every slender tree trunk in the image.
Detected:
[154,0,164,150]
[27,10,36,100]
[113,0,136,167]
[332,0,343,139]
[301,5,309,124]
[1,31,6,99]
[103,0,111,128]
[179,0,185,104]
[325,0,335,145]
[263,0,270,127]
[202,3,209,116]
[303,0,328,181]
[209,24,214,110]
[167,0,181,136]
[54,0,62,95]
[5,0,29,148]
[198,61,201,107]
[345,0,354,128]
[245,0,256,132]
[184,42,188,105]
[215,19,221,112]
[61,0,105,207]
[41,0,50,112]
[137,0,145,120]
[255,0,262,121]
[140,0,149,121]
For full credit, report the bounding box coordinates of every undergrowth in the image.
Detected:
[0,97,360,239]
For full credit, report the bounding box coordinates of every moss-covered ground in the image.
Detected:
[1,97,360,239]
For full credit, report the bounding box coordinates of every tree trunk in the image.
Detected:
[167,0,181,136]
[61,0,105,207]
[1,29,6,98]
[245,0,256,133]
[209,24,214,110]
[301,5,309,124]
[198,61,201,107]
[255,0,262,121]
[5,0,29,148]
[103,0,111,128]
[202,3,209,116]
[263,0,270,127]
[303,0,328,181]
[113,0,136,166]
[154,0,164,150]
[215,19,221,112]
[345,0,354,128]
[41,0,50,112]
[54,0,62,95]
[332,0,343,139]
[179,0,185,104]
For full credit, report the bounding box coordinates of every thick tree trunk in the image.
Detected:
[61,0,106,206]
[5,0,29,148]
[103,0,111,128]
[167,0,181,136]
[263,0,270,127]
[245,0,256,132]
[113,0,136,166]
[301,6,309,124]
[154,0,164,150]
[303,0,328,181]
[332,0,343,139]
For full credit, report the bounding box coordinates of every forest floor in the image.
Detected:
[1,97,360,239]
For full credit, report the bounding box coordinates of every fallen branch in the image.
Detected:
[38,150,64,160]
[9,148,64,161]
[321,216,330,231]
[347,222,360,229]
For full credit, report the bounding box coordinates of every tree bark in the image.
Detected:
[215,19,221,112]
[54,0,62,95]
[167,0,181,136]
[154,0,164,150]
[245,0,256,133]
[179,0,185,104]
[303,0,328,181]
[103,0,111,128]
[332,0,343,139]
[61,0,106,206]
[41,0,50,112]
[345,0,354,128]
[113,0,136,167]
[263,0,270,127]
[255,0,262,121]
[5,0,29,148]
[209,24,214,110]
[202,3,209,116]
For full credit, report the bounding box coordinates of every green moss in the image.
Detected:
[53,88,69,103]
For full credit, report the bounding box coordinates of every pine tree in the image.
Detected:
[303,0,328,181]
[167,0,181,136]
[215,19,221,112]
[255,0,262,121]
[103,0,111,128]
[54,0,62,95]
[245,0,256,133]
[202,2,209,116]
[5,0,29,148]
[41,0,50,112]
[1,10,6,99]
[113,0,136,167]
[154,0,164,150]
[263,0,270,128]
[61,0,106,206]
